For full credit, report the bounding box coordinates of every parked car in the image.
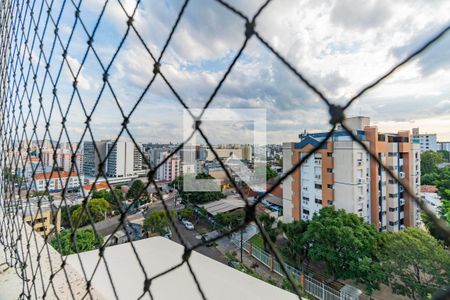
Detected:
[182,220,194,230]
[201,230,220,247]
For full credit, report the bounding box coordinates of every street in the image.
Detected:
[171,221,228,265]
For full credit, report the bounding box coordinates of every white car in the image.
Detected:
[182,220,194,231]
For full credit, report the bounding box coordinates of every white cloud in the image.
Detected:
[28,0,450,143]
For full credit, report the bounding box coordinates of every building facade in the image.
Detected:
[83,140,143,178]
[33,171,83,193]
[438,141,450,151]
[412,128,438,152]
[83,141,108,177]
[156,151,181,181]
[282,117,420,232]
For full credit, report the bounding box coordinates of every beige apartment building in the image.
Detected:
[282,117,420,232]
[24,208,61,237]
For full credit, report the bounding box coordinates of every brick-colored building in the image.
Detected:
[282,117,420,232]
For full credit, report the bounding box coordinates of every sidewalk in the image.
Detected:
[216,237,283,283]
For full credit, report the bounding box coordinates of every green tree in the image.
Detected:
[378,228,450,300]
[51,229,102,255]
[266,165,278,180]
[178,207,194,221]
[61,204,81,228]
[216,209,245,229]
[420,172,439,186]
[280,220,309,268]
[438,150,450,162]
[93,188,124,210]
[143,210,174,235]
[257,212,278,247]
[72,198,110,227]
[172,174,224,204]
[302,207,383,293]
[421,151,443,176]
[127,179,146,200]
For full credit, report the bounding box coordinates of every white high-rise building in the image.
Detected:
[83,140,143,178]
[412,128,438,152]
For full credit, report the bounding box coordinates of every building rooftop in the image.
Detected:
[199,195,246,216]
[34,171,79,180]
[83,181,111,191]
[66,237,297,300]
[421,185,438,193]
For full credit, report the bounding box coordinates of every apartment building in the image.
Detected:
[83,140,143,178]
[156,151,181,181]
[41,148,83,174]
[105,141,138,178]
[283,117,420,232]
[438,141,450,151]
[412,128,438,152]
[24,208,61,237]
[83,140,108,177]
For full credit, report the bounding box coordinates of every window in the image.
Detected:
[388,152,397,157]
[388,207,397,212]
[315,198,322,204]
[327,152,333,157]
[326,168,333,173]
[302,196,309,201]
[302,209,310,215]
[327,184,333,189]
[315,183,322,189]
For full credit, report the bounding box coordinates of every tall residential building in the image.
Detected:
[83,140,108,177]
[283,117,420,232]
[105,141,141,178]
[412,128,438,152]
[83,140,143,178]
[156,151,181,181]
[438,141,450,151]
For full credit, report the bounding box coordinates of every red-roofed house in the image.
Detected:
[33,171,83,193]
[83,181,111,195]
[420,185,438,193]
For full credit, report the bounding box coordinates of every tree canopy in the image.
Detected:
[72,198,110,227]
[421,151,443,176]
[127,179,146,200]
[257,212,278,244]
[171,173,224,204]
[280,220,309,268]
[301,207,384,293]
[92,188,124,212]
[51,229,102,255]
[378,228,450,300]
[215,209,245,229]
[143,210,174,235]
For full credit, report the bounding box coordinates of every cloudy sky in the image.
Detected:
[17,0,450,145]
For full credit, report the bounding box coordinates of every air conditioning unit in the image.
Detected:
[358,196,364,201]
[399,172,405,178]
[358,178,364,184]
[400,225,405,230]
[357,161,363,166]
